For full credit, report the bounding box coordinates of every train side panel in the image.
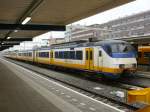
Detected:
[52,47,86,70]
[138,47,150,65]
[35,50,50,65]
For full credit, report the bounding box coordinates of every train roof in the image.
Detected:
[36,39,129,50]
[94,39,128,45]
[138,46,150,52]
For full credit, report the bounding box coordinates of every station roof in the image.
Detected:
[122,35,150,45]
[0,0,133,50]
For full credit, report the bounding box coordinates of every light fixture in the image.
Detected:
[130,42,134,44]
[21,17,31,25]
[14,30,18,32]
[2,43,4,45]
[7,37,12,39]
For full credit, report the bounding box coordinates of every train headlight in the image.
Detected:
[119,64,125,69]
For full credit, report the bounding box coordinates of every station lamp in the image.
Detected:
[14,30,18,32]
[22,17,31,25]
[7,37,12,39]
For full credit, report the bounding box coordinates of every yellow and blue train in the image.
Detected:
[4,40,137,79]
[138,46,150,65]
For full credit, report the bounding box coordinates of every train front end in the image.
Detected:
[102,41,137,78]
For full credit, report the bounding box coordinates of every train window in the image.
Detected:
[70,51,75,59]
[63,51,70,59]
[39,52,49,58]
[86,51,88,60]
[70,48,74,50]
[67,51,70,59]
[64,51,68,59]
[110,43,134,53]
[76,51,83,60]
[46,52,49,57]
[29,52,32,57]
[144,52,150,58]
[138,52,142,58]
[59,51,63,59]
[90,51,93,60]
[55,52,59,58]
[107,46,112,54]
[99,51,102,57]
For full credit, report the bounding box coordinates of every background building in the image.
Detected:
[65,24,108,42]
[99,10,150,40]
[65,10,150,42]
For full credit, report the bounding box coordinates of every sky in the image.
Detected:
[33,31,65,42]
[34,0,150,41]
[73,0,150,25]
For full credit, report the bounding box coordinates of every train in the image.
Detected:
[4,40,137,79]
[138,46,150,65]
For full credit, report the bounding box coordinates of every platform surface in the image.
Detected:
[0,58,62,112]
[0,56,124,112]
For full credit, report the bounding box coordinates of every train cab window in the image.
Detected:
[138,52,142,58]
[107,46,112,55]
[99,51,102,57]
[76,51,83,60]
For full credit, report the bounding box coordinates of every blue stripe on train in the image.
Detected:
[111,52,136,58]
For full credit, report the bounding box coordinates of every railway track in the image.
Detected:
[136,71,150,78]
[117,73,150,88]
[5,57,141,111]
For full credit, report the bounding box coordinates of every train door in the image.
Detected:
[98,49,103,71]
[89,48,94,70]
[35,51,38,63]
[85,48,94,70]
[33,50,35,62]
[50,50,54,64]
[85,48,90,69]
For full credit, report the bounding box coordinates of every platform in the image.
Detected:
[0,58,62,112]
[0,57,123,112]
